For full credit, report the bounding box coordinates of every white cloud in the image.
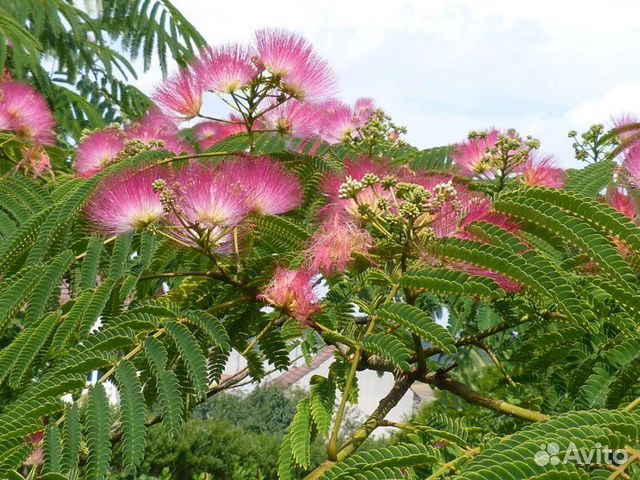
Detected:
[135,0,640,165]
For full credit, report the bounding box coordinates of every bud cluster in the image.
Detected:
[152,178,176,213]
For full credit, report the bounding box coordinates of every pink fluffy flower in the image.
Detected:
[194,117,248,150]
[127,109,192,154]
[520,156,565,189]
[174,163,250,228]
[196,43,258,93]
[623,143,640,188]
[353,97,376,128]
[218,155,303,215]
[318,100,356,144]
[254,29,335,101]
[75,128,125,178]
[612,113,640,146]
[454,263,523,293]
[259,267,320,323]
[87,166,169,234]
[17,145,52,178]
[451,129,500,177]
[322,157,390,198]
[607,186,636,219]
[0,80,56,145]
[262,99,321,138]
[307,213,372,276]
[24,431,44,467]
[153,68,203,120]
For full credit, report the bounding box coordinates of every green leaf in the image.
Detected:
[165,322,209,396]
[116,360,146,474]
[85,384,111,480]
[361,333,412,371]
[290,398,312,469]
[378,303,456,355]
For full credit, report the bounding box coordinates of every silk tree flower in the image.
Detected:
[612,113,640,146]
[218,155,303,215]
[258,267,320,323]
[126,109,192,154]
[453,263,523,292]
[254,29,335,101]
[432,192,517,240]
[196,43,258,93]
[353,97,376,128]
[520,156,565,189]
[622,143,640,188]
[322,157,390,200]
[173,163,250,228]
[75,128,125,178]
[153,67,202,120]
[607,186,636,220]
[307,213,372,277]
[451,129,500,177]
[17,145,53,178]
[0,80,56,145]
[262,99,321,138]
[194,116,249,150]
[86,166,170,234]
[318,100,357,144]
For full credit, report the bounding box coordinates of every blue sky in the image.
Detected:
[134,0,640,167]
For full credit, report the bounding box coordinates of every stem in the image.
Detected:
[425,447,481,480]
[241,316,278,357]
[424,372,548,422]
[75,235,117,261]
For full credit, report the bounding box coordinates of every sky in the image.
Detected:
[133,0,640,167]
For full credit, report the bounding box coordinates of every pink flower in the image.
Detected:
[218,155,303,215]
[126,109,193,154]
[607,186,636,219]
[259,267,320,323]
[262,99,321,138]
[0,80,56,145]
[174,163,250,228]
[318,100,356,144]
[307,213,372,276]
[196,43,258,93]
[322,157,390,199]
[16,145,52,178]
[24,431,44,467]
[254,29,335,101]
[153,68,203,120]
[75,128,125,178]
[353,97,376,128]
[520,156,565,189]
[87,166,169,233]
[454,263,523,293]
[451,129,500,177]
[255,29,311,77]
[194,117,248,150]
[623,143,640,188]
[612,113,640,146]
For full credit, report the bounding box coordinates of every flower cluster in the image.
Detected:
[87,155,302,255]
[258,267,320,324]
[451,129,564,189]
[0,78,56,176]
[150,29,389,151]
[75,109,192,178]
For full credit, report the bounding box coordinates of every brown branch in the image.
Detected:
[305,372,417,480]
[423,371,548,423]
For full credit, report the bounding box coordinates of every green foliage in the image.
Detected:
[0,0,206,139]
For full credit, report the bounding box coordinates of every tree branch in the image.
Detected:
[423,371,548,422]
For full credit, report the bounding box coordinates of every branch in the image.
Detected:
[423,372,549,422]
[306,372,416,479]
